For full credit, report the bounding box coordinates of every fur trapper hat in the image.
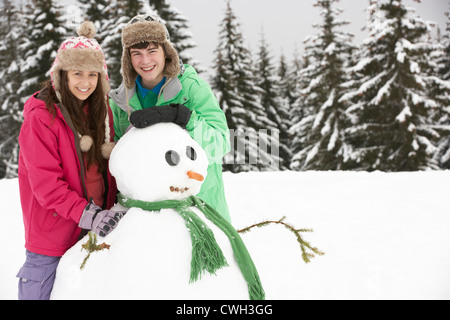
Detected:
[121,14,180,89]
[50,21,114,158]
[51,21,110,101]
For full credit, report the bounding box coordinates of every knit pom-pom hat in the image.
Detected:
[121,14,181,89]
[50,21,114,159]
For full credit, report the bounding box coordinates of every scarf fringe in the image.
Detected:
[179,207,229,282]
[248,282,266,300]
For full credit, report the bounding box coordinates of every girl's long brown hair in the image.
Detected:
[42,70,107,173]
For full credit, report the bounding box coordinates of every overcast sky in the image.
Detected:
[168,0,448,74]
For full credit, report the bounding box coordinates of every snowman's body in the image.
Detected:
[51,123,254,300]
[50,206,249,299]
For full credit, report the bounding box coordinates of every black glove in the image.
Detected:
[130,104,191,129]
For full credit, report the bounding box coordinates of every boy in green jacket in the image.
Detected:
[109,14,231,222]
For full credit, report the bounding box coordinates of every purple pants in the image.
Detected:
[16,250,61,300]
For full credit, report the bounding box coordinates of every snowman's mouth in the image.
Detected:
[169,186,190,193]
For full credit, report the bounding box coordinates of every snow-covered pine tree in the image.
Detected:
[289,48,309,166]
[280,46,303,112]
[0,0,24,178]
[212,0,252,172]
[433,7,450,169]
[212,1,278,172]
[212,1,244,133]
[290,0,354,170]
[438,7,450,82]
[338,0,381,170]
[77,0,109,28]
[255,31,288,170]
[0,0,21,116]
[18,0,68,98]
[341,0,449,171]
[101,0,145,88]
[275,52,295,170]
[76,0,110,41]
[149,0,202,71]
[0,0,68,177]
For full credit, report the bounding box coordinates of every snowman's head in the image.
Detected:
[109,123,208,202]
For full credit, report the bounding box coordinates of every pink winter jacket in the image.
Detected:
[18,91,117,257]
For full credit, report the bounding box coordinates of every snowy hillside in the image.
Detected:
[1,170,450,300]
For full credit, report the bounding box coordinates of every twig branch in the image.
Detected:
[237,216,324,263]
[80,232,111,270]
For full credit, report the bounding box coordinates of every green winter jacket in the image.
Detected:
[109,65,231,222]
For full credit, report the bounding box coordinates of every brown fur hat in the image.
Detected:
[121,15,180,89]
[50,21,110,101]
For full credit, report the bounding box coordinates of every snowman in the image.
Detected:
[50,123,264,300]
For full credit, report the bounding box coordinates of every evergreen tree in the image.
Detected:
[281,46,303,110]
[18,0,68,98]
[212,1,278,172]
[101,0,145,88]
[290,0,354,170]
[0,0,67,178]
[342,0,449,171]
[439,9,450,81]
[0,0,21,116]
[289,48,307,165]
[255,31,289,170]
[77,0,109,27]
[77,0,110,44]
[275,52,295,170]
[149,0,202,71]
[433,7,450,169]
[0,0,24,178]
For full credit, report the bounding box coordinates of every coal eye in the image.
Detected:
[165,150,180,166]
[186,146,197,161]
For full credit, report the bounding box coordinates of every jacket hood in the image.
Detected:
[22,91,55,120]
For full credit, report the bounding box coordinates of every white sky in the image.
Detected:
[168,0,448,74]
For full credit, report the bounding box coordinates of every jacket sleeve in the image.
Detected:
[185,80,231,165]
[19,112,88,224]
[109,98,127,141]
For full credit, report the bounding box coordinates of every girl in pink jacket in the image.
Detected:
[16,22,123,300]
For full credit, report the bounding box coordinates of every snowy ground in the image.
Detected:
[1,170,450,300]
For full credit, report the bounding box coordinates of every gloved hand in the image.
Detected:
[130,103,191,129]
[79,200,124,237]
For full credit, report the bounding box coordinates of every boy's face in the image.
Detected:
[130,43,166,90]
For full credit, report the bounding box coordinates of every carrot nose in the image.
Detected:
[187,170,204,181]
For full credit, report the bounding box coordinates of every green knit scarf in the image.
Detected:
[117,193,265,300]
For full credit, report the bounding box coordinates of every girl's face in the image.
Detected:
[67,70,99,102]
[130,43,166,90]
